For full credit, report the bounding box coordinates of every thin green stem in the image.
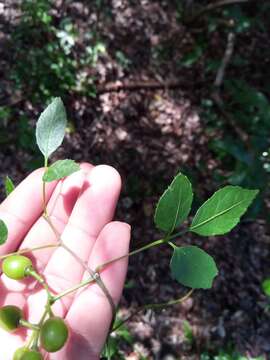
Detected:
[96,238,167,273]
[51,276,95,303]
[19,319,39,331]
[0,244,59,260]
[112,289,194,333]
[169,229,189,241]
[42,157,48,216]
[33,307,49,349]
[26,304,50,350]
[43,214,116,318]
[27,269,53,304]
[96,228,189,274]
[168,241,177,249]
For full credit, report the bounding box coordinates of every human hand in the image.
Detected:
[0,163,131,360]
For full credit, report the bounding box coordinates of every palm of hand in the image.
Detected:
[0,164,130,360]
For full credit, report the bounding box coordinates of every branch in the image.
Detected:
[211,31,248,143]
[186,0,250,24]
[96,79,197,94]
[214,32,235,88]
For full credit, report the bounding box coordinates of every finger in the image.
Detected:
[0,164,93,294]
[0,168,57,256]
[52,221,131,360]
[28,165,122,322]
[20,163,93,268]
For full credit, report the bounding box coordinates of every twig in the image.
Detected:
[112,289,194,333]
[96,79,196,94]
[212,33,247,138]
[186,0,250,24]
[214,32,235,89]
[211,31,248,142]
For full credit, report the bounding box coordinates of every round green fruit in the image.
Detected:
[13,348,43,360]
[0,305,22,332]
[2,255,33,280]
[40,316,68,352]
[13,347,28,360]
[20,350,43,360]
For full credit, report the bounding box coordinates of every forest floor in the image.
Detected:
[0,1,270,359]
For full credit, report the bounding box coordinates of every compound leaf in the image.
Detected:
[190,186,259,236]
[154,173,193,234]
[170,245,218,289]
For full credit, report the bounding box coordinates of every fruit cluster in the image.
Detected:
[0,255,68,359]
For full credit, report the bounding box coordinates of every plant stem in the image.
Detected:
[43,206,116,317]
[32,307,49,349]
[27,268,53,305]
[42,157,48,216]
[112,289,194,333]
[0,244,59,260]
[19,319,40,331]
[51,276,95,303]
[168,241,177,249]
[169,229,189,241]
[27,300,50,349]
[96,238,167,273]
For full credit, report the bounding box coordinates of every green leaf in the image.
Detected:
[4,176,15,196]
[190,186,259,236]
[43,160,80,182]
[154,173,193,234]
[262,278,270,297]
[170,246,218,289]
[170,245,218,289]
[0,219,8,245]
[36,98,67,159]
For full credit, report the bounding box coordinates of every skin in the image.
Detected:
[0,163,131,360]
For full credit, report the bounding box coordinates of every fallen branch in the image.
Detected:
[96,79,195,94]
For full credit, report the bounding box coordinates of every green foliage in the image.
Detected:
[11,1,77,101]
[4,176,15,196]
[262,279,270,297]
[43,160,80,182]
[170,245,218,289]
[180,45,204,68]
[201,349,264,360]
[36,98,67,159]
[182,320,194,344]
[0,220,8,245]
[153,170,258,290]
[190,186,258,236]
[154,173,193,234]
[102,318,133,360]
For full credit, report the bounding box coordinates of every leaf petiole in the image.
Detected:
[95,238,168,273]
[51,276,96,303]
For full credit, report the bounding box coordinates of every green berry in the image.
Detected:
[0,305,23,332]
[2,255,33,280]
[40,316,68,352]
[20,350,43,360]
[13,347,28,360]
